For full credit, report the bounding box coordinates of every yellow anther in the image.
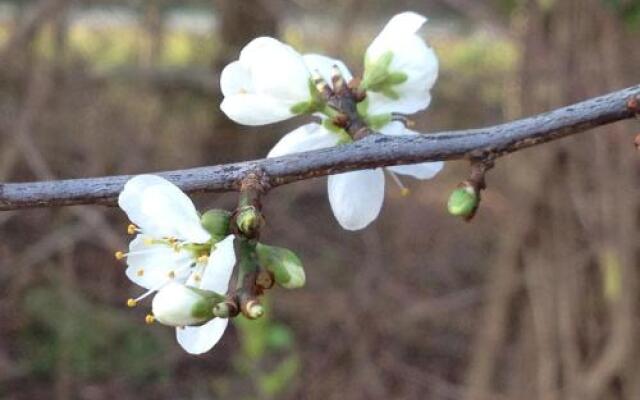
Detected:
[400,188,411,197]
[145,314,155,324]
[194,274,202,282]
[115,251,126,260]
[127,298,137,308]
[127,224,138,235]
[168,270,176,279]
[405,119,416,128]
[197,255,209,264]
[136,269,144,277]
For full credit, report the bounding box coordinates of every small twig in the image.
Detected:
[1,85,639,211]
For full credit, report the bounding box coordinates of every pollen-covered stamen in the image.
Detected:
[197,254,209,264]
[136,269,144,277]
[388,170,410,197]
[127,298,137,307]
[114,246,172,261]
[127,224,139,235]
[145,314,155,324]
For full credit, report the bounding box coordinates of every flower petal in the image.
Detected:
[125,235,193,289]
[387,162,443,180]
[303,54,353,85]
[328,169,385,230]
[176,318,229,355]
[239,37,311,103]
[152,282,211,327]
[365,12,438,115]
[220,60,253,97]
[267,123,341,158]
[220,93,296,125]
[199,235,236,294]
[118,175,210,243]
[379,122,444,179]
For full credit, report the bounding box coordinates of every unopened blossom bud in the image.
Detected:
[447,182,479,219]
[244,300,264,319]
[236,206,264,237]
[256,243,305,289]
[201,209,231,239]
[151,283,216,327]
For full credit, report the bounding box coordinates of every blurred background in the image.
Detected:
[1,0,640,399]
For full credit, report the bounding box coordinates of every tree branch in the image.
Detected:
[1,85,639,211]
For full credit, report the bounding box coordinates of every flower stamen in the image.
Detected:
[127,224,139,235]
[388,170,410,196]
[145,314,155,324]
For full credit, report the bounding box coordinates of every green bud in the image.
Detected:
[447,183,479,218]
[213,301,236,318]
[245,301,264,320]
[236,206,264,237]
[201,209,231,238]
[256,243,305,289]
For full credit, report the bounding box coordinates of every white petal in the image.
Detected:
[267,123,342,158]
[365,12,438,115]
[328,169,385,230]
[239,37,311,103]
[152,282,210,327]
[176,318,229,355]
[367,89,432,115]
[220,93,295,125]
[200,235,236,294]
[379,122,444,179]
[125,235,193,289]
[220,60,253,97]
[303,54,353,85]
[118,175,210,243]
[387,162,443,180]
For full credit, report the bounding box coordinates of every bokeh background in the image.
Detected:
[2,0,640,399]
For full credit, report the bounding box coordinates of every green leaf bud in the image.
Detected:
[447,183,479,218]
[236,206,264,237]
[201,209,231,238]
[256,243,305,289]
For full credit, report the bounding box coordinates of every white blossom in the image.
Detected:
[220,37,313,125]
[362,11,439,116]
[117,175,236,354]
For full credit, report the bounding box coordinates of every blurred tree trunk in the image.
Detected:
[465,1,640,399]
[206,0,280,163]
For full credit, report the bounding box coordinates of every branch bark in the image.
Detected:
[1,85,639,211]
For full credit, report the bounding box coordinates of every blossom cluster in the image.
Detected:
[116,11,443,355]
[221,11,443,230]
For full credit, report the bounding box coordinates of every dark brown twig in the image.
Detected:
[1,85,639,211]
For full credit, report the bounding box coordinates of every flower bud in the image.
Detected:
[256,243,305,289]
[447,182,479,219]
[236,206,264,237]
[152,283,216,327]
[201,209,231,239]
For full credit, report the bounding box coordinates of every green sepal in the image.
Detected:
[256,243,305,289]
[290,79,326,115]
[187,287,225,321]
[362,51,394,90]
[447,185,479,218]
[364,113,392,130]
[201,209,231,238]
